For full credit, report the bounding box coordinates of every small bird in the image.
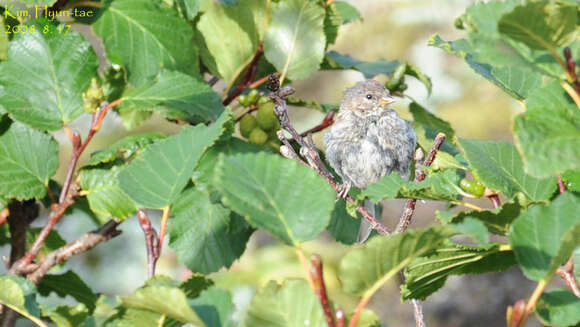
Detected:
[323,80,417,242]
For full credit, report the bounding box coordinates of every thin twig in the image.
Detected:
[556,259,580,298]
[557,175,567,194]
[487,194,501,209]
[348,295,371,327]
[411,299,426,327]
[248,75,270,89]
[267,73,391,235]
[137,209,160,278]
[299,110,337,138]
[517,279,548,327]
[223,44,264,106]
[310,254,335,327]
[8,100,121,275]
[27,220,121,283]
[508,300,526,327]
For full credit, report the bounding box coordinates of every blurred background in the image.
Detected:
[1,1,550,326]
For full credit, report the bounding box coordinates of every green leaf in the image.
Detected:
[514,81,580,178]
[117,106,153,130]
[121,276,206,326]
[339,226,454,296]
[323,51,399,79]
[409,102,455,140]
[360,170,461,203]
[334,1,361,24]
[190,287,235,327]
[498,1,578,50]
[324,3,342,46]
[176,0,200,20]
[42,304,92,327]
[81,166,137,222]
[402,243,516,300]
[118,109,231,208]
[214,152,335,246]
[81,134,164,221]
[509,192,580,281]
[120,70,224,124]
[327,198,360,245]
[179,274,214,298]
[85,133,166,167]
[0,23,98,130]
[428,34,543,100]
[197,1,260,86]
[193,137,265,190]
[168,188,253,274]
[437,200,522,236]
[458,138,557,202]
[562,170,580,193]
[104,307,165,327]
[450,217,489,245]
[0,275,47,327]
[0,122,59,200]
[244,279,325,327]
[93,0,198,85]
[536,289,580,327]
[38,271,97,313]
[264,0,326,81]
[405,64,432,94]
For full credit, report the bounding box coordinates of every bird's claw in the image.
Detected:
[337,183,351,199]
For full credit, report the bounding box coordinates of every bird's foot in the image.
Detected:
[337,183,351,199]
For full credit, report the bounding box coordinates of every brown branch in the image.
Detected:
[267,73,391,235]
[395,133,446,233]
[27,220,121,283]
[556,259,580,298]
[248,75,270,89]
[299,110,337,138]
[223,44,264,106]
[137,209,160,278]
[557,175,567,194]
[507,299,526,327]
[564,47,580,94]
[9,100,120,275]
[411,299,426,327]
[348,295,371,327]
[309,254,335,327]
[487,194,501,209]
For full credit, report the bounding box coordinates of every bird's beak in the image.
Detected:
[379,96,395,106]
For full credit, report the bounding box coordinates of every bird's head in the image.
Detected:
[340,80,395,114]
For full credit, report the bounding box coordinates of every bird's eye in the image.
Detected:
[366,94,373,100]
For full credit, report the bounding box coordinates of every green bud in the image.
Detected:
[249,128,268,145]
[239,114,258,138]
[248,89,259,104]
[258,96,270,105]
[257,102,278,131]
[238,95,250,107]
[459,178,485,197]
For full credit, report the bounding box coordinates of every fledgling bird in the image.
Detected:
[323,80,417,242]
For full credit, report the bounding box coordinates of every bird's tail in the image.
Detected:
[357,199,375,243]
